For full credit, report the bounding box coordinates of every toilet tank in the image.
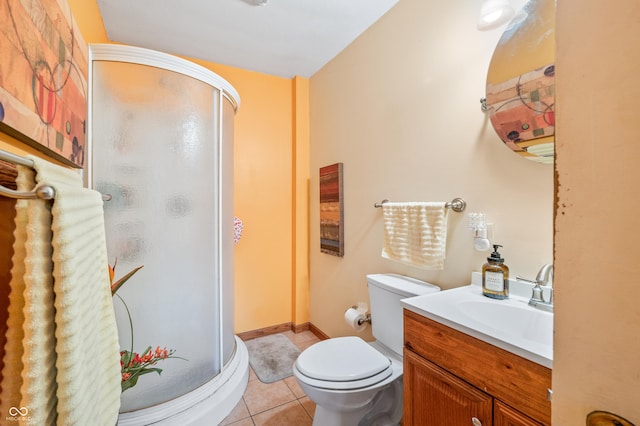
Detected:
[367,274,440,356]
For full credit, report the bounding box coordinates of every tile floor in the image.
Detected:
[221,330,321,426]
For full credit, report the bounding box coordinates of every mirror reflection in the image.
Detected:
[485,0,556,164]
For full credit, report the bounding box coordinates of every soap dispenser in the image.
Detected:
[482,244,509,299]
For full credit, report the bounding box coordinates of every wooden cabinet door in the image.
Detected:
[404,349,493,426]
[494,400,544,426]
[404,310,551,425]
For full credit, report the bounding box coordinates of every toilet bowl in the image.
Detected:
[294,337,403,426]
[294,274,440,426]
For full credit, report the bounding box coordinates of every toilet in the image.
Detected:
[293,274,440,426]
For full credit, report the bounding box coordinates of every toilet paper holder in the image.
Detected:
[351,305,372,325]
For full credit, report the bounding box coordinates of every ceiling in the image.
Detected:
[96,0,399,79]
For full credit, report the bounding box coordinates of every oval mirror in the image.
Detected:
[485,0,556,164]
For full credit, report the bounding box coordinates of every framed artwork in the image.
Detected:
[0,0,88,168]
[319,162,344,257]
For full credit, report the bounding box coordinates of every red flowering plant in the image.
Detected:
[109,259,185,393]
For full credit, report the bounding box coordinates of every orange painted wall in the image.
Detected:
[66,0,109,43]
[188,58,297,333]
[0,136,48,158]
[0,0,309,334]
[292,76,310,326]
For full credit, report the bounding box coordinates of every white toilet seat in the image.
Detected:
[294,336,393,390]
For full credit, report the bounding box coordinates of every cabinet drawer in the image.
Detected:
[404,309,551,425]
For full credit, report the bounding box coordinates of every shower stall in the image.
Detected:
[87,44,247,425]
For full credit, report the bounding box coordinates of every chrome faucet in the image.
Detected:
[536,263,553,301]
[517,264,554,312]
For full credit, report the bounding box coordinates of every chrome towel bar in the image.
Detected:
[374,197,466,212]
[0,150,55,200]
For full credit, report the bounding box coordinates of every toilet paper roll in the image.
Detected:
[344,307,367,332]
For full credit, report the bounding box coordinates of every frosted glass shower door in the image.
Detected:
[91,60,223,412]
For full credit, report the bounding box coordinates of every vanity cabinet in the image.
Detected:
[404,350,493,424]
[403,309,551,426]
[494,400,544,426]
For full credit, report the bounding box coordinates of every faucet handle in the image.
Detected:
[516,276,539,285]
[530,283,546,304]
[517,276,546,303]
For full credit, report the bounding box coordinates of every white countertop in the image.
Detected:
[401,273,553,368]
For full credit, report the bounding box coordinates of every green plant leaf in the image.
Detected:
[121,350,133,369]
[138,368,163,376]
[111,265,144,295]
[121,367,164,393]
[121,379,135,392]
[115,295,135,354]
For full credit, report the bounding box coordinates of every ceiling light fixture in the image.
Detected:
[477,0,515,31]
[244,0,268,6]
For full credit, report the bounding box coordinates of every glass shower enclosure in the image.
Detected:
[87,44,246,424]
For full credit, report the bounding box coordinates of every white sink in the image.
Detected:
[401,278,553,368]
[457,299,552,347]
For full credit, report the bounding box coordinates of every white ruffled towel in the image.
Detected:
[381,202,450,270]
[0,156,121,425]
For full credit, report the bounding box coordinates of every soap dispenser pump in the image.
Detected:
[482,244,509,299]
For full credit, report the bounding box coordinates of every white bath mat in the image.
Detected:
[245,334,301,383]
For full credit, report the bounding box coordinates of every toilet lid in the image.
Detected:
[295,336,391,382]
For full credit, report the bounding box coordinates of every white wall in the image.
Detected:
[308,0,551,338]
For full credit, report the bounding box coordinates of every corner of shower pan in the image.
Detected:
[117,336,250,425]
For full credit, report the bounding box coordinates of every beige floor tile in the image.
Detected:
[248,366,258,382]
[285,331,321,351]
[252,401,312,426]
[220,398,251,425]
[299,396,316,419]
[285,331,320,348]
[283,375,305,398]
[243,379,296,415]
[223,418,255,426]
[238,332,324,424]
[298,396,316,418]
[295,339,320,351]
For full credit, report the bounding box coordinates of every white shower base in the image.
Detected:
[117,336,249,425]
